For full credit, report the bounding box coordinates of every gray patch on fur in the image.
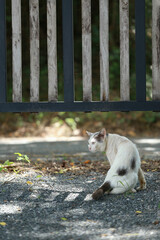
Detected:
[117,168,127,176]
[95,134,104,142]
[91,132,108,143]
[131,158,136,169]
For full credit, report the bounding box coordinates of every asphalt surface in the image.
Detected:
[0,137,160,239]
[0,171,159,240]
[0,136,160,160]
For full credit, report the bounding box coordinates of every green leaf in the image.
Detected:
[61,217,67,221]
[118,180,125,187]
[24,155,30,163]
[14,152,30,163]
[17,157,23,161]
[14,153,22,156]
[36,175,42,178]
[124,180,130,188]
[13,169,20,174]
[3,160,14,166]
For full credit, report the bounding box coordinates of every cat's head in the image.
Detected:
[86,128,107,153]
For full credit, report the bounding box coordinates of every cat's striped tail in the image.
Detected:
[92,181,113,200]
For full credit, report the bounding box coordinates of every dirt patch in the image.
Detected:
[1,158,159,176]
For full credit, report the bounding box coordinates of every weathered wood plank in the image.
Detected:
[0,0,7,103]
[12,0,22,102]
[82,0,92,102]
[47,0,57,102]
[120,0,130,101]
[99,0,109,101]
[152,0,160,100]
[30,0,39,102]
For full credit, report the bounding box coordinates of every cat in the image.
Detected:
[86,128,146,200]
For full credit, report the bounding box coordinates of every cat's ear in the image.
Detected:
[86,131,93,137]
[96,128,106,142]
[99,128,106,136]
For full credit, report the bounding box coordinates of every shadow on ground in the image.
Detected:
[0,171,159,240]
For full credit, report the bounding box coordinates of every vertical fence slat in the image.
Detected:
[12,0,22,102]
[0,0,6,103]
[152,0,160,100]
[99,0,109,101]
[47,0,57,102]
[120,0,130,101]
[62,0,74,103]
[30,0,39,102]
[135,0,146,102]
[82,0,92,102]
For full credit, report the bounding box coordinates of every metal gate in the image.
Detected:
[0,0,160,112]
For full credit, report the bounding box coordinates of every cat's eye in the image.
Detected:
[92,142,95,145]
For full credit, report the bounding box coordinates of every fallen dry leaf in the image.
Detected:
[62,161,66,168]
[136,211,142,214]
[153,220,159,225]
[26,181,33,185]
[0,157,159,176]
[152,169,157,172]
[0,222,7,226]
[125,233,139,237]
[83,160,91,164]
[141,160,147,164]
[101,234,108,237]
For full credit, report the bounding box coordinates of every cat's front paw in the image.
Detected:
[92,189,103,200]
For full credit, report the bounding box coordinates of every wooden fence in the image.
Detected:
[0,0,160,112]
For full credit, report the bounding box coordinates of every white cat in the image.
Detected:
[86,128,146,200]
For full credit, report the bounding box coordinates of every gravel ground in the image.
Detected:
[0,170,159,240]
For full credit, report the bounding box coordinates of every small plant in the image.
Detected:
[0,160,14,172]
[0,153,30,173]
[14,153,30,163]
[115,178,134,198]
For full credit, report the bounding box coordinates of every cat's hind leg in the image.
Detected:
[110,187,137,194]
[131,188,137,193]
[137,168,146,190]
[110,187,128,194]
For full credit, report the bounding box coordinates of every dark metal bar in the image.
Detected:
[0,0,7,102]
[135,0,146,102]
[62,0,74,102]
[0,101,160,112]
